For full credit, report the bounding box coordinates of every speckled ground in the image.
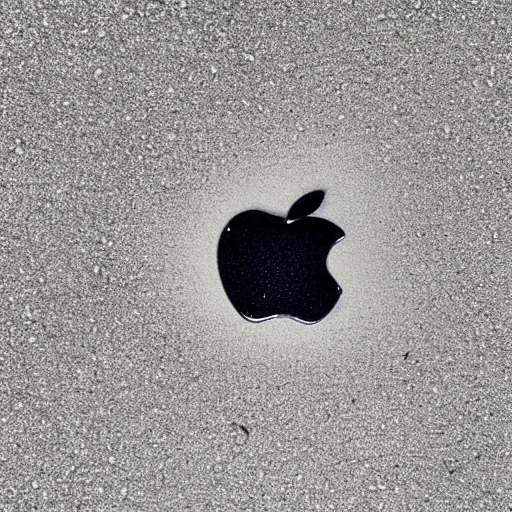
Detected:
[1,1,511,511]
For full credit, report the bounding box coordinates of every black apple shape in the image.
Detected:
[217,190,345,324]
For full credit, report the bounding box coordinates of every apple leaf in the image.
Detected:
[286,190,325,223]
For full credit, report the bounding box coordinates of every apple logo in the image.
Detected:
[217,190,345,324]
